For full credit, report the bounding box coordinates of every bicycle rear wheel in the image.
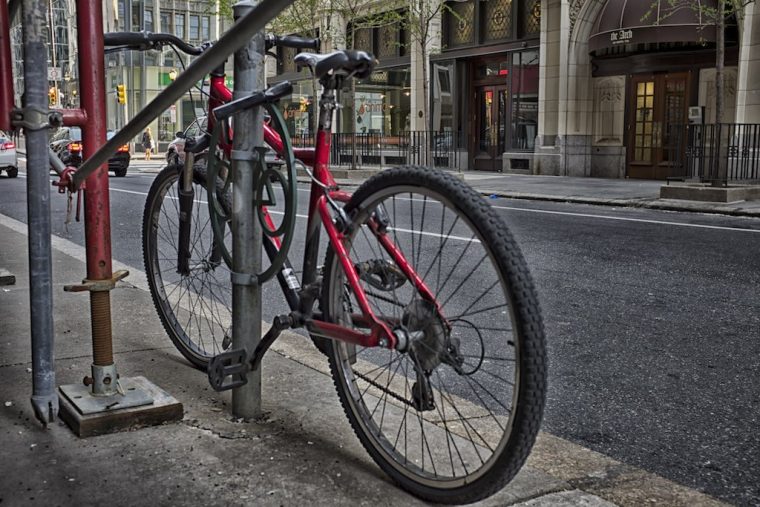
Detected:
[142,163,232,369]
[321,166,546,504]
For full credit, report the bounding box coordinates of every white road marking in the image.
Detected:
[16,172,758,235]
[389,193,760,234]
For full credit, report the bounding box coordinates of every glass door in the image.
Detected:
[628,73,689,179]
[473,85,508,171]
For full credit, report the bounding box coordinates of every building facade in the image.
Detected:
[270,0,760,179]
[534,0,760,179]
[104,0,227,149]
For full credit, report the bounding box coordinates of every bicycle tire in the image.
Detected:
[143,162,232,369]
[321,166,546,504]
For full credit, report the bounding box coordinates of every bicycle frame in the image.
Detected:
[203,72,445,351]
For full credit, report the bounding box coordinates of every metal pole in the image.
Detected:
[230,0,264,419]
[71,0,295,188]
[76,0,119,396]
[0,0,15,132]
[21,0,58,425]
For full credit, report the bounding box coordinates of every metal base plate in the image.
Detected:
[58,376,183,438]
[60,377,154,415]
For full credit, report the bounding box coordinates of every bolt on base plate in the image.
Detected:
[58,376,183,438]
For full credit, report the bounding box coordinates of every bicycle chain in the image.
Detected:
[363,288,406,308]
[353,368,415,408]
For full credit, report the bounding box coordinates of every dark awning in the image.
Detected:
[588,0,724,54]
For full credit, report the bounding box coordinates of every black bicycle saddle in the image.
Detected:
[294,50,377,79]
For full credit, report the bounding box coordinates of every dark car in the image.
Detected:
[106,131,131,177]
[50,127,131,177]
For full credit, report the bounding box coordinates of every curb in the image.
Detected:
[481,191,760,218]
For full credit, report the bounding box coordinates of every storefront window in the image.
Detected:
[510,50,539,150]
[432,62,455,132]
[279,80,318,137]
[345,67,411,135]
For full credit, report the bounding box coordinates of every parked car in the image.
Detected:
[106,131,131,177]
[49,127,130,177]
[166,116,282,168]
[166,116,207,165]
[0,132,18,178]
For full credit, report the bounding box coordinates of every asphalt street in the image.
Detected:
[1,163,759,505]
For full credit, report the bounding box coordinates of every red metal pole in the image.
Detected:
[0,0,15,132]
[76,0,114,368]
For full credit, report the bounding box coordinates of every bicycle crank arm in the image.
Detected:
[249,313,300,372]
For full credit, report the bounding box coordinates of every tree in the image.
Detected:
[644,0,754,183]
[270,0,330,137]
[327,0,399,169]
[400,0,447,164]
[645,0,754,124]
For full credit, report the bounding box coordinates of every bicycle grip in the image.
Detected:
[272,35,320,50]
[104,32,150,48]
[264,81,294,102]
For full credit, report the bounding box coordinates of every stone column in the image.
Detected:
[735,2,760,123]
[410,5,441,132]
[534,0,562,174]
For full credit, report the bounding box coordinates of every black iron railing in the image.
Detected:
[669,123,760,184]
[290,131,465,169]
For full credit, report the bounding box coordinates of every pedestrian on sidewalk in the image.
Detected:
[142,127,154,160]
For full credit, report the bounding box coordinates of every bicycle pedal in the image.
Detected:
[208,348,249,392]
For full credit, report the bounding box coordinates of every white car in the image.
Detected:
[0,133,18,178]
[166,117,207,165]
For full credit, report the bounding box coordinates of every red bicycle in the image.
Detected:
[111,31,547,504]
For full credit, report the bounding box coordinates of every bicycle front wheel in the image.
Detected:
[142,163,232,369]
[321,166,546,504]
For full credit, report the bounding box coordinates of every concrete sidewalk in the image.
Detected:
[0,212,728,506]
[131,159,760,218]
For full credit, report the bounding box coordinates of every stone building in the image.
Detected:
[271,0,760,179]
[534,0,759,179]
[103,0,227,148]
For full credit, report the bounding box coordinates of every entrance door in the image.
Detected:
[628,73,689,179]
[473,85,508,171]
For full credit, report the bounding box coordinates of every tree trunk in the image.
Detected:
[349,23,358,171]
[714,0,727,185]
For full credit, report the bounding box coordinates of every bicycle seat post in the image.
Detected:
[229,0,266,420]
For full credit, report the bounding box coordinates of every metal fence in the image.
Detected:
[669,123,760,184]
[290,131,465,170]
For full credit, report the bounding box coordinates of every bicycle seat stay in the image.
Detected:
[294,50,376,79]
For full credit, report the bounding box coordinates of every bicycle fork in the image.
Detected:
[176,152,196,276]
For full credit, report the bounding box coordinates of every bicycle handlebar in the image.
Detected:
[104,31,319,55]
[103,31,204,55]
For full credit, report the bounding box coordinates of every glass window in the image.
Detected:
[132,5,141,32]
[279,80,319,138]
[117,0,126,31]
[144,9,153,31]
[201,16,210,40]
[523,0,541,35]
[160,12,171,33]
[346,67,411,136]
[483,0,512,41]
[189,15,200,40]
[510,50,539,150]
[175,14,185,38]
[446,0,475,47]
[432,62,455,132]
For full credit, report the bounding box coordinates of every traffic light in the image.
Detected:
[116,84,127,105]
[49,86,57,106]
